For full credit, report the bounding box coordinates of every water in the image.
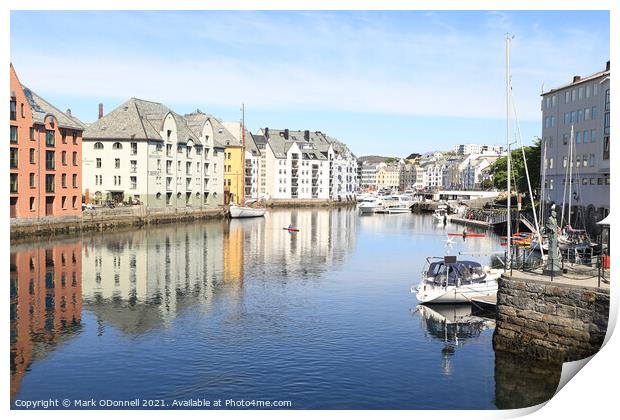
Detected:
[10,208,561,409]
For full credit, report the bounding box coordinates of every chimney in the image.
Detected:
[98,103,104,119]
[606,60,610,71]
[284,129,289,140]
[304,130,310,142]
[573,75,581,83]
[264,127,269,139]
[66,108,72,116]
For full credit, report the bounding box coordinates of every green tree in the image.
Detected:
[490,138,541,196]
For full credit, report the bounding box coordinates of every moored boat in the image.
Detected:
[413,257,502,304]
[230,204,266,218]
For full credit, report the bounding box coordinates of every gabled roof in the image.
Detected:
[83,98,169,141]
[184,111,236,148]
[22,86,85,131]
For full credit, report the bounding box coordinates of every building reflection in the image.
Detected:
[415,304,495,376]
[10,208,358,400]
[10,241,83,401]
[81,222,226,333]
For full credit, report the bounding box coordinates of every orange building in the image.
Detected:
[10,242,83,400]
[10,64,84,218]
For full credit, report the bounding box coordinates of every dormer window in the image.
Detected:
[167,130,172,140]
[94,142,104,150]
[112,142,123,150]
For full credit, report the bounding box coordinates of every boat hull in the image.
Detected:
[229,205,266,218]
[414,270,501,304]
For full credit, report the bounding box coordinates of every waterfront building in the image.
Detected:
[400,163,417,191]
[10,64,84,218]
[540,61,610,229]
[419,160,447,190]
[360,162,379,190]
[83,100,224,209]
[221,121,246,205]
[255,128,357,200]
[376,162,401,190]
[222,122,263,201]
[453,143,505,155]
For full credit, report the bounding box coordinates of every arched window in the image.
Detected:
[94,142,104,150]
[156,193,162,200]
[112,142,123,150]
[177,193,182,199]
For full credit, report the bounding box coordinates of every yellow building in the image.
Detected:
[376,163,400,189]
[220,121,247,205]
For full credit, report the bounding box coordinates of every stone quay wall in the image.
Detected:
[10,206,225,241]
[493,274,610,364]
[265,199,356,208]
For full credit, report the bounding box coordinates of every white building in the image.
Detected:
[360,162,379,189]
[255,128,357,200]
[457,152,504,190]
[453,144,505,155]
[83,99,225,209]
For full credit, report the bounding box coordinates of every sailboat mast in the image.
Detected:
[567,124,573,228]
[540,138,547,224]
[506,35,512,266]
[241,103,246,204]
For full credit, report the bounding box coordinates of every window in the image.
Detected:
[10,126,18,143]
[72,196,77,208]
[576,132,582,144]
[61,151,67,165]
[586,85,591,98]
[585,108,591,120]
[61,174,67,188]
[29,173,35,188]
[563,134,569,145]
[72,152,77,166]
[583,130,590,143]
[96,158,102,168]
[61,131,67,144]
[29,148,35,164]
[571,89,576,101]
[578,86,584,100]
[166,144,172,157]
[10,148,18,168]
[564,113,570,125]
[94,142,104,150]
[10,174,18,193]
[72,133,77,145]
[46,130,55,146]
[10,100,16,120]
[131,142,137,155]
[72,174,77,188]
[30,127,35,140]
[592,106,597,119]
[130,176,137,189]
[582,178,587,185]
[131,160,137,173]
[115,158,120,169]
[565,91,570,104]
[30,197,35,210]
[45,174,55,193]
[603,136,610,160]
[112,142,123,150]
[576,156,581,167]
[46,151,55,170]
[591,129,597,143]
[549,157,554,169]
[582,154,588,167]
[61,196,66,208]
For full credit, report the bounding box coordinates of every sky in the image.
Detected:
[10,10,609,156]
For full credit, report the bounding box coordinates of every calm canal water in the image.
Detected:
[10,208,561,409]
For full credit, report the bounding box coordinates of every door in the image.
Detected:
[45,197,54,216]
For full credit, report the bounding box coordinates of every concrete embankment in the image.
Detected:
[493,273,610,363]
[10,206,225,241]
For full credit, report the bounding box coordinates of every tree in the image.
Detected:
[490,138,541,196]
[480,179,494,191]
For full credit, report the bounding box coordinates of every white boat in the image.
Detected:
[358,197,382,214]
[432,204,449,223]
[384,206,411,214]
[374,195,413,214]
[413,257,502,304]
[229,204,266,218]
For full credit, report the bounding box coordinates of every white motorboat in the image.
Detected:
[229,204,266,218]
[413,257,502,304]
[358,197,382,214]
[384,206,411,214]
[432,204,449,223]
[374,195,413,214]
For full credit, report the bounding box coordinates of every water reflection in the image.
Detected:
[10,241,83,401]
[10,209,562,409]
[415,304,495,376]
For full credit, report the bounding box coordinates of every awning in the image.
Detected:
[597,214,611,225]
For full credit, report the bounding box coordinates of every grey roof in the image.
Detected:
[83,98,170,141]
[183,111,235,149]
[245,131,261,156]
[543,67,610,95]
[259,128,338,160]
[22,86,85,131]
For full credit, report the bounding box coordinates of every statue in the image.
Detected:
[543,207,562,276]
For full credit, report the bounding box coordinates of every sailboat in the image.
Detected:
[229,103,266,219]
[414,36,515,304]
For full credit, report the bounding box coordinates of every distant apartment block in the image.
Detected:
[540,61,610,224]
[453,144,505,155]
[10,64,84,218]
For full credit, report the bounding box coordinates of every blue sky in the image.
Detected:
[10,10,609,156]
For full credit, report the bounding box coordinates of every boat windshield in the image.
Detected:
[426,261,485,285]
